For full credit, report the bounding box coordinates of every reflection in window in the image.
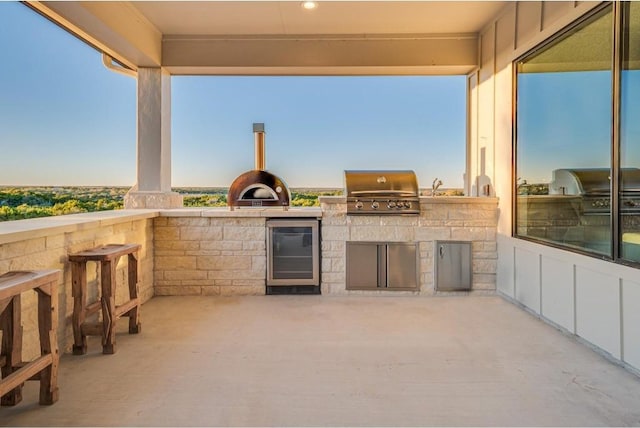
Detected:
[515,6,613,256]
[620,2,640,263]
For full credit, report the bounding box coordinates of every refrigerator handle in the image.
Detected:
[439,244,445,258]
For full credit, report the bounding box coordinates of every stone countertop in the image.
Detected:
[419,196,499,204]
[0,209,160,245]
[2,199,506,245]
[158,207,322,218]
[0,207,322,245]
[318,196,347,203]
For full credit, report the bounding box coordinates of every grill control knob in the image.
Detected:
[403,201,412,209]
[387,201,396,209]
[371,201,380,210]
[355,200,364,210]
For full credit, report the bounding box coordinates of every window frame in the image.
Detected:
[512,1,640,268]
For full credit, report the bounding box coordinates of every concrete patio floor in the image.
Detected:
[1,295,640,427]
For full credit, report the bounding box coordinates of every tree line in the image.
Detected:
[0,187,341,221]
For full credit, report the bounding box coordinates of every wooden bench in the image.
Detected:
[0,269,60,406]
[69,244,141,355]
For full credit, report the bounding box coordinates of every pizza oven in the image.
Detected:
[228,123,290,210]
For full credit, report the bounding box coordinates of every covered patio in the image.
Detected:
[2,295,640,426]
[2,1,640,425]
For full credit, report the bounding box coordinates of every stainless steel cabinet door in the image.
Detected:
[347,242,418,290]
[387,243,418,289]
[435,241,472,291]
[346,242,380,289]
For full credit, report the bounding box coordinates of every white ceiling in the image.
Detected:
[35,1,510,74]
[132,1,508,36]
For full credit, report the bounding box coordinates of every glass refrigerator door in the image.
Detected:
[267,220,319,285]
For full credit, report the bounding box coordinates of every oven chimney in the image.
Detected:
[253,123,265,171]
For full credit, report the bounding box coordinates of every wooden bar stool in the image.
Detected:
[69,244,141,355]
[0,269,60,406]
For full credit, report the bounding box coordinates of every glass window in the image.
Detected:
[515,6,613,256]
[620,2,640,263]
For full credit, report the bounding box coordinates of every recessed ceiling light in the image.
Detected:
[301,1,318,10]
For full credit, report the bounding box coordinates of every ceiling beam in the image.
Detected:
[162,34,478,75]
[164,65,477,76]
[33,1,162,69]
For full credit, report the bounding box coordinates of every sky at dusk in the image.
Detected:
[0,1,466,189]
[517,71,612,184]
[517,69,640,185]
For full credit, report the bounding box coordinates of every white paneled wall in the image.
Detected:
[514,247,540,313]
[623,280,640,369]
[516,2,542,49]
[498,236,639,371]
[478,1,640,373]
[465,72,478,197]
[575,266,621,358]
[493,73,513,235]
[540,255,574,332]
[496,237,514,296]
[476,26,495,197]
[541,1,575,30]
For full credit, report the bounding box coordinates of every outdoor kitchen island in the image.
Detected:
[319,196,498,295]
[153,196,498,296]
[154,208,320,296]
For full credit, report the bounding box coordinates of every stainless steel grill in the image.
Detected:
[550,168,640,215]
[344,170,420,215]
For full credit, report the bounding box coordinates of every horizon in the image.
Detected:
[0,184,463,191]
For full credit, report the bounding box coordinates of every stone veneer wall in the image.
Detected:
[320,197,498,295]
[0,201,496,359]
[153,216,266,296]
[0,213,155,359]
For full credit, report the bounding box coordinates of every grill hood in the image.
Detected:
[549,167,640,215]
[344,170,420,215]
[550,168,640,196]
[345,170,419,198]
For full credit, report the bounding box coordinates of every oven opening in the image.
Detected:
[239,184,280,201]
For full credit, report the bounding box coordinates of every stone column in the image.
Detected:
[125,67,183,209]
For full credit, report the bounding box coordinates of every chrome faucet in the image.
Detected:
[432,178,443,196]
